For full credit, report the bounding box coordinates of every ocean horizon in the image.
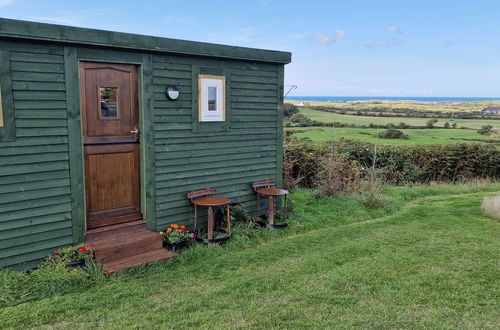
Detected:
[285,96,500,102]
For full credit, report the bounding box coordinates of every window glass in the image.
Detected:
[100,87,118,118]
[208,86,217,111]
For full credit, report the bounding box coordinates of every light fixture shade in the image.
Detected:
[165,86,180,100]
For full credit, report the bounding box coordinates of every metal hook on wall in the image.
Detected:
[283,85,297,100]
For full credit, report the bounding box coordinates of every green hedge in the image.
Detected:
[285,138,500,186]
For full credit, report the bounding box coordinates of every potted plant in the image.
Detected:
[50,244,95,268]
[160,224,194,252]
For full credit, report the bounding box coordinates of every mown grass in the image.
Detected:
[299,107,500,129]
[288,126,500,145]
[1,183,500,328]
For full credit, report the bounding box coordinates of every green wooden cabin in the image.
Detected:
[0,18,291,269]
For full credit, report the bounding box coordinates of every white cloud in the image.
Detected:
[386,26,402,33]
[336,30,346,39]
[316,33,336,45]
[0,0,13,7]
[316,30,346,45]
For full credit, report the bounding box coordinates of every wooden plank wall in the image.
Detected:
[0,42,283,267]
[0,41,73,269]
[152,55,280,230]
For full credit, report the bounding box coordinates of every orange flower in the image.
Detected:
[172,224,179,229]
[179,228,185,233]
[167,227,173,232]
[181,225,186,230]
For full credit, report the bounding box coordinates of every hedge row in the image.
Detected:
[285,138,500,187]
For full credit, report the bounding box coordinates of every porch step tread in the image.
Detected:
[87,227,160,248]
[86,220,147,239]
[103,249,176,275]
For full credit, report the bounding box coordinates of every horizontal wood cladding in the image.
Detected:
[0,40,285,268]
[0,42,73,268]
[152,55,281,229]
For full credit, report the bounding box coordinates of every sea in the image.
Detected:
[285,96,500,102]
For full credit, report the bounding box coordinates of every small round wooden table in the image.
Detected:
[192,196,231,246]
[255,188,289,228]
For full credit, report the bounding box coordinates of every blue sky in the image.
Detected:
[1,0,500,97]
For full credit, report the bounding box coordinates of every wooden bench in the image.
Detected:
[187,188,231,245]
[252,180,289,228]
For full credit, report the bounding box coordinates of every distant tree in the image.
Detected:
[283,103,299,118]
[398,122,408,129]
[477,125,494,135]
[443,122,450,129]
[426,120,436,129]
[377,128,409,139]
[451,123,457,129]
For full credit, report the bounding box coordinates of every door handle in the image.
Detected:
[130,127,139,134]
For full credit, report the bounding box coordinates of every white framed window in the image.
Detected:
[198,75,225,122]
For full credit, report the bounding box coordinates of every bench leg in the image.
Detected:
[257,193,260,216]
[227,204,231,234]
[208,206,213,247]
[268,195,274,225]
[283,195,288,221]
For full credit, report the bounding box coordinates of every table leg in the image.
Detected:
[283,195,288,221]
[227,204,231,234]
[268,195,274,225]
[257,193,260,216]
[208,206,213,247]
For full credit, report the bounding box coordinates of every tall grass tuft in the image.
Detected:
[482,196,500,219]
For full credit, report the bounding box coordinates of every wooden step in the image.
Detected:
[86,220,176,274]
[103,249,176,275]
[86,220,147,241]
[93,233,163,264]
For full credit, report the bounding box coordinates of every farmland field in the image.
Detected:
[298,107,500,129]
[287,99,500,113]
[287,127,500,145]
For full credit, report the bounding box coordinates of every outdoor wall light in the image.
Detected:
[165,86,180,100]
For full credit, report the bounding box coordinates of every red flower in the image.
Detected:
[79,246,87,253]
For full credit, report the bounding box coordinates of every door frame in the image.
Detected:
[64,46,157,243]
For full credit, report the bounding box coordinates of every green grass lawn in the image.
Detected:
[1,183,500,328]
[288,126,500,145]
[299,107,500,129]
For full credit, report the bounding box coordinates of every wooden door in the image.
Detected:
[80,62,141,229]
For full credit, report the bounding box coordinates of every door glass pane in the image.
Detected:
[100,87,118,118]
[208,86,217,111]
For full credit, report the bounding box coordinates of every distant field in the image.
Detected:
[288,127,500,146]
[298,107,500,129]
[287,99,500,113]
